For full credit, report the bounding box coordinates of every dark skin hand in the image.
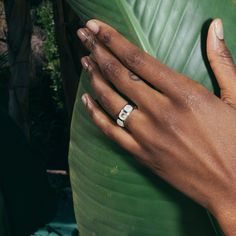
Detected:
[77,19,236,235]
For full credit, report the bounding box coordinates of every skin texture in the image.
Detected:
[77,19,236,235]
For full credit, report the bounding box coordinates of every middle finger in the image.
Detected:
[77,27,167,111]
[81,56,144,133]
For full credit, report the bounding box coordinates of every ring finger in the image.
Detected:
[81,56,144,132]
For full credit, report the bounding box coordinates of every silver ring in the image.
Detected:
[117,104,134,127]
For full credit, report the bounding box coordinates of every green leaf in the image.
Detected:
[67,0,236,235]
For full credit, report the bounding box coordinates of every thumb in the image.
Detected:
[207,19,236,107]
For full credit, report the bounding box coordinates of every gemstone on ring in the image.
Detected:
[117,104,134,127]
[117,118,125,127]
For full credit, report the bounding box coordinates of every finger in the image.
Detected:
[81,93,143,155]
[77,28,166,110]
[81,56,144,131]
[85,19,186,97]
[207,19,236,105]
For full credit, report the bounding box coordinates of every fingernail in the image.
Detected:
[77,29,88,42]
[86,20,99,34]
[81,94,87,106]
[81,57,89,70]
[214,19,224,40]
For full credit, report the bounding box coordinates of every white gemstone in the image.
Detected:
[117,119,124,127]
[124,105,133,112]
[119,111,128,120]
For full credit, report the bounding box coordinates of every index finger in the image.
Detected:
[86,19,186,97]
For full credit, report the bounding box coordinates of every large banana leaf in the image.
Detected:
[67,0,236,235]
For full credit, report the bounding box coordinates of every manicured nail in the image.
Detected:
[81,57,89,70]
[86,20,99,34]
[81,94,87,106]
[77,29,88,42]
[214,19,224,40]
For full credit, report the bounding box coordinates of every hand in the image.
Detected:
[77,19,236,235]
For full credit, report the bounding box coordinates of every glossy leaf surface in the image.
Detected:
[68,0,236,235]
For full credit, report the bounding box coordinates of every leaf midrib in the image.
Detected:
[118,0,155,56]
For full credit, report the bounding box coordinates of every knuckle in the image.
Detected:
[221,90,236,108]
[84,29,98,51]
[182,93,201,111]
[124,48,145,69]
[209,47,234,67]
[88,69,96,82]
[99,25,120,45]
[99,93,112,112]
[102,123,115,138]
[101,60,121,78]
[87,64,95,76]
[221,96,233,105]
[176,81,206,105]
[86,103,98,121]
[217,47,232,60]
[128,71,141,81]
[178,83,212,112]
[88,107,96,120]
[100,30,113,45]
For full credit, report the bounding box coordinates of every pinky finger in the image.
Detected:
[81,93,143,156]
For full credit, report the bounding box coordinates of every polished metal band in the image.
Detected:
[116,104,134,127]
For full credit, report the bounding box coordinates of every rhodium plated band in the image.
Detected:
[116,104,134,127]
